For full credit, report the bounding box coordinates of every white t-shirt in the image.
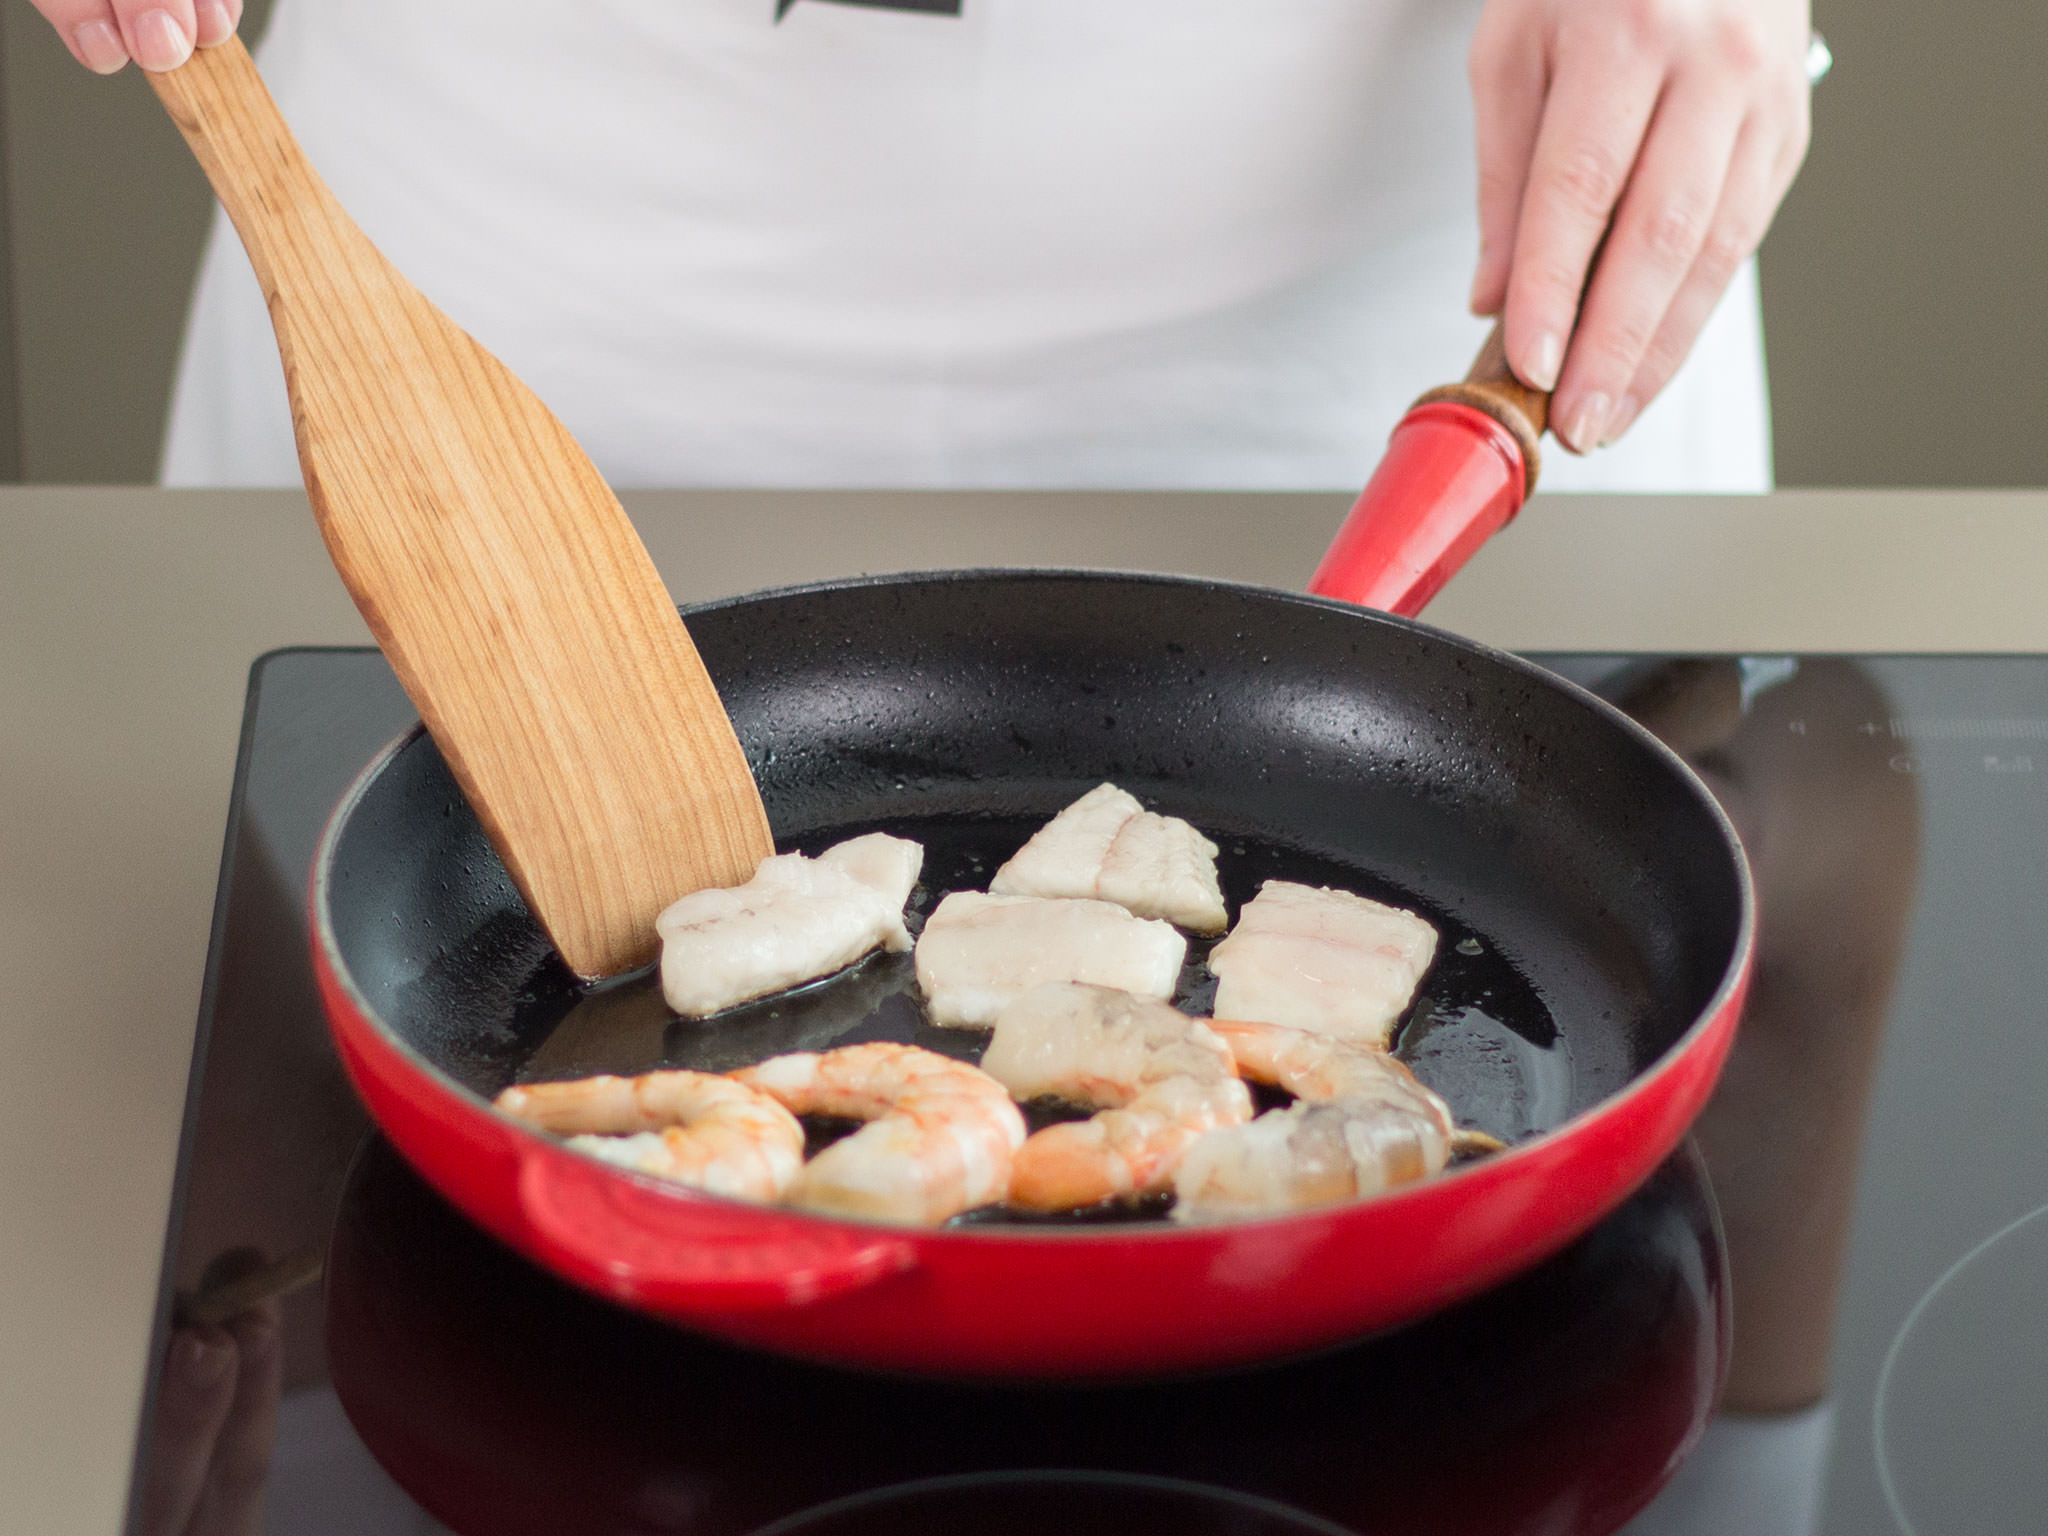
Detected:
[161,0,1770,492]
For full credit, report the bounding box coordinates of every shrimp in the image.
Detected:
[1170,1020,1457,1223]
[733,1043,1026,1225]
[495,1070,805,1203]
[980,983,1252,1212]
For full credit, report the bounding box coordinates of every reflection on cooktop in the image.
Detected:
[326,1134,1723,1536]
[751,1472,1354,1536]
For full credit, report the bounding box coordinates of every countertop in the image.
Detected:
[5,485,2046,1532]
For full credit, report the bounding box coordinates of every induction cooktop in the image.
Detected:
[123,648,2048,1536]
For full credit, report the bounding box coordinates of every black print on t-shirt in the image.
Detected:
[777,0,962,19]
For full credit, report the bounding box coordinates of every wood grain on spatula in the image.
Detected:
[150,39,773,977]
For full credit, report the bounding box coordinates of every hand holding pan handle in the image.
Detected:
[1307,321,1549,618]
[515,1148,917,1310]
[1311,34,1834,619]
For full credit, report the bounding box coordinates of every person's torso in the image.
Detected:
[165,0,1767,491]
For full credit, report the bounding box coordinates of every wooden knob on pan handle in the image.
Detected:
[1410,321,1550,498]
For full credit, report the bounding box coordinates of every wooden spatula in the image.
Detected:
[150,38,775,978]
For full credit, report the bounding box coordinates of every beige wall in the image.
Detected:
[0,0,273,483]
[1764,0,2048,486]
[0,0,2041,487]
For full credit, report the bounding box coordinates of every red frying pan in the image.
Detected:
[138,27,1745,1380]
[310,336,1751,1378]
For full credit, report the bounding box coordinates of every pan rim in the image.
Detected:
[311,567,1756,1244]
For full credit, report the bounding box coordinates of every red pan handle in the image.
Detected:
[1307,322,1551,618]
[515,1147,918,1311]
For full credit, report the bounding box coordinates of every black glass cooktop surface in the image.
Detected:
[124,649,2048,1536]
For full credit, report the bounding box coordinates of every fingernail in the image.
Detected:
[177,1332,234,1389]
[72,20,129,73]
[1526,332,1562,391]
[193,0,236,47]
[1601,393,1641,447]
[132,9,194,72]
[1564,392,1612,453]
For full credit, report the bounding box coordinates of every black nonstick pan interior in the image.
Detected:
[325,572,1744,1222]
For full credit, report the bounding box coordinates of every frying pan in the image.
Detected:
[313,555,1751,1378]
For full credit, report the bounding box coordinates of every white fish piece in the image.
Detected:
[990,782,1227,933]
[991,783,1139,898]
[913,892,1187,1028]
[814,831,923,900]
[1094,813,1228,935]
[1206,880,1438,1048]
[655,832,923,1018]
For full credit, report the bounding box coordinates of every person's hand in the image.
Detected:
[24,0,241,75]
[1467,0,1812,453]
[137,1298,283,1536]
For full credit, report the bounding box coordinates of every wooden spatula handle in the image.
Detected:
[1411,321,1549,497]
[148,38,346,299]
[152,40,775,977]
